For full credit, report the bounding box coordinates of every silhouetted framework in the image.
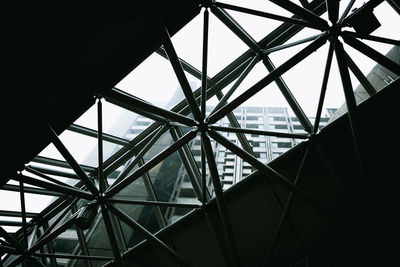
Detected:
[1,0,399,266]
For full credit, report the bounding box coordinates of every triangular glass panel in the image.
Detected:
[115,52,182,109]
[222,7,283,43]
[277,41,331,120]
[171,12,203,76]
[207,12,249,77]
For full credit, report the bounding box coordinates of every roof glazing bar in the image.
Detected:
[345,52,376,96]
[105,129,198,197]
[341,33,400,75]
[32,156,95,173]
[170,127,205,202]
[68,124,129,146]
[202,134,242,267]
[314,42,334,134]
[48,125,99,196]
[269,0,328,30]
[159,23,203,122]
[215,2,319,29]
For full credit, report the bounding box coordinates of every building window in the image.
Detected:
[246,116,259,120]
[255,152,267,158]
[273,116,286,121]
[246,124,259,129]
[291,117,299,121]
[277,142,291,148]
[275,125,288,129]
[293,125,304,130]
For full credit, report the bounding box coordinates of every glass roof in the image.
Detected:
[1,0,399,266]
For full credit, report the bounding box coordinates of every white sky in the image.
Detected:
[2,0,399,232]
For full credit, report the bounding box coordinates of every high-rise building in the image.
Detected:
[103,103,335,225]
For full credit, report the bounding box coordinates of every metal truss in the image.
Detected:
[1,0,399,266]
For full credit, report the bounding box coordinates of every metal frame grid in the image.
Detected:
[1,0,399,266]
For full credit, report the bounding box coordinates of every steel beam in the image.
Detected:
[314,42,334,133]
[345,52,376,96]
[0,244,19,255]
[269,0,329,30]
[26,165,79,179]
[386,0,400,14]
[342,31,400,46]
[338,0,355,23]
[0,221,33,227]
[13,174,94,201]
[103,88,196,126]
[202,134,242,267]
[201,8,209,119]
[0,210,37,218]
[107,203,191,267]
[211,6,263,54]
[19,180,28,250]
[264,146,310,266]
[32,156,95,173]
[215,2,319,29]
[156,47,206,82]
[1,184,62,197]
[106,130,197,196]
[264,33,325,54]
[97,98,107,193]
[326,0,339,23]
[34,252,113,261]
[170,127,205,202]
[100,204,121,259]
[214,91,257,157]
[68,124,130,146]
[108,198,200,209]
[334,40,369,213]
[341,33,400,75]
[208,35,327,124]
[24,166,81,189]
[48,125,99,196]
[159,24,203,122]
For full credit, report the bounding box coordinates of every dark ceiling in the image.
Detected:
[4,1,200,185]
